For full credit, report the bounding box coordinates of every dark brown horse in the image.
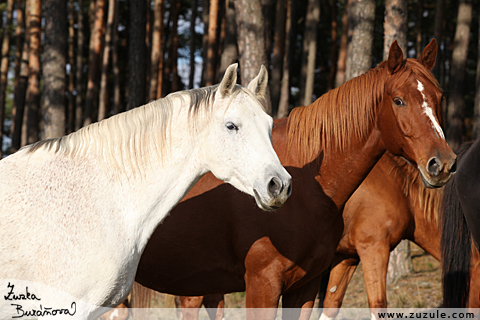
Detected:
[133,40,455,320]
[174,151,480,319]
[441,140,480,308]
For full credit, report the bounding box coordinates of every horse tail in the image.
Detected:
[441,142,474,308]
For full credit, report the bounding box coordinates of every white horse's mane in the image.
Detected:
[23,84,248,178]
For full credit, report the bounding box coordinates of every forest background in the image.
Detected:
[1,0,477,158]
[0,0,476,286]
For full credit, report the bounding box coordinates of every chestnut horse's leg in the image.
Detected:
[357,243,390,312]
[320,257,359,320]
[203,294,225,320]
[179,296,204,320]
[281,275,323,320]
[244,270,283,320]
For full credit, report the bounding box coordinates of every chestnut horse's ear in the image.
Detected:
[418,38,437,70]
[247,65,268,100]
[387,40,404,74]
[218,63,238,98]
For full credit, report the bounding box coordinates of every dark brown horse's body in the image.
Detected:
[441,140,480,308]
[134,41,456,320]
[175,151,480,319]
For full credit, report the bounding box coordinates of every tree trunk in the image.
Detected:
[169,0,181,92]
[189,0,197,89]
[327,0,338,91]
[335,0,349,87]
[112,0,121,113]
[383,0,411,282]
[473,13,480,140]
[277,0,291,119]
[205,0,219,86]
[415,0,423,57]
[0,0,14,156]
[218,0,237,79]
[98,0,116,121]
[432,0,445,79]
[127,0,147,109]
[262,0,273,69]
[75,0,85,130]
[387,240,414,285]
[23,0,41,146]
[270,0,286,116]
[200,0,209,87]
[11,0,27,153]
[149,0,164,99]
[345,0,375,81]
[383,0,408,60]
[234,0,270,112]
[84,0,106,126]
[67,0,75,133]
[42,0,67,140]
[301,0,320,106]
[446,0,472,151]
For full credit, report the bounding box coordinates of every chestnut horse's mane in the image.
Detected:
[286,58,441,165]
[387,153,442,225]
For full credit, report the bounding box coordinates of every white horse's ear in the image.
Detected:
[247,65,268,100]
[217,63,238,98]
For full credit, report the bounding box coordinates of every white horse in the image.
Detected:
[0,64,291,319]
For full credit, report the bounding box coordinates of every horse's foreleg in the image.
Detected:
[178,296,204,320]
[320,257,359,320]
[357,243,390,317]
[203,294,225,320]
[281,275,323,320]
[244,269,283,320]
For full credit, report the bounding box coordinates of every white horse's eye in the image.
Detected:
[226,122,239,131]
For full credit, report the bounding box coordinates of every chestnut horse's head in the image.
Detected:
[377,39,456,188]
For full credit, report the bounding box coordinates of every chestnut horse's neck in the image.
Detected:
[280,67,389,207]
[382,153,443,259]
[385,153,442,226]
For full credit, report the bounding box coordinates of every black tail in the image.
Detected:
[441,148,473,307]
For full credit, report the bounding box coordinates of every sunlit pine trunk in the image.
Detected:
[205,0,219,86]
[22,0,41,146]
[98,0,116,121]
[335,0,349,87]
[301,0,320,106]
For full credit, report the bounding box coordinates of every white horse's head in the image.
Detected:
[201,64,291,210]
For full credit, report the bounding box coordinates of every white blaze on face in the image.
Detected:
[417,80,445,139]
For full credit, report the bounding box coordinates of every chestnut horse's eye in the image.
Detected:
[393,97,405,106]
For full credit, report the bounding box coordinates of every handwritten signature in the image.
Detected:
[4,282,76,318]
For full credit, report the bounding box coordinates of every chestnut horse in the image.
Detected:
[318,151,479,320]
[441,140,480,308]
[134,40,456,320]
